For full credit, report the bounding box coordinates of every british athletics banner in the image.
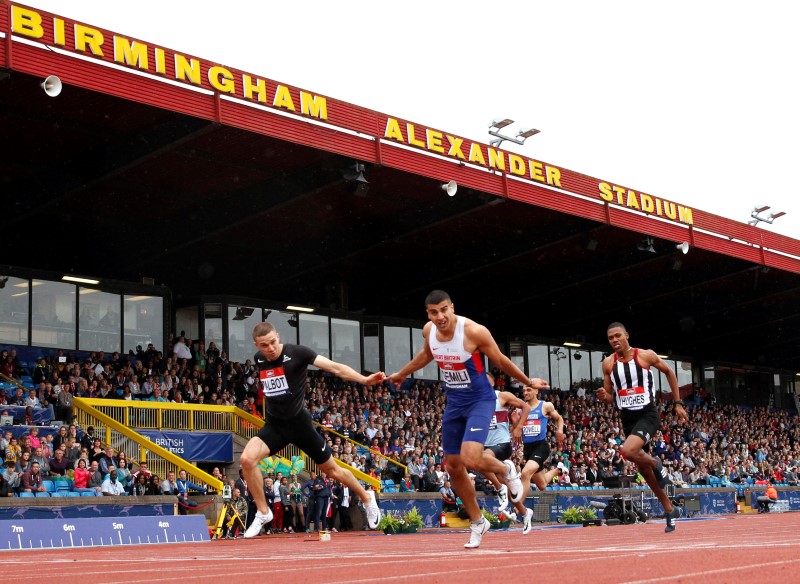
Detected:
[139,430,233,462]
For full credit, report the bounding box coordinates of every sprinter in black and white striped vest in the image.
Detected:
[596,322,690,533]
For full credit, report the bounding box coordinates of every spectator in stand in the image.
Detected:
[5,436,20,464]
[2,460,20,495]
[101,468,126,496]
[49,448,70,477]
[73,458,95,493]
[15,450,32,474]
[87,460,104,492]
[174,469,205,514]
[97,445,115,475]
[146,474,162,495]
[131,473,148,496]
[441,479,458,512]
[21,460,46,493]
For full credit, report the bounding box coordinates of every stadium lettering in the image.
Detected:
[598,182,694,226]
[383,117,562,188]
[9,5,327,120]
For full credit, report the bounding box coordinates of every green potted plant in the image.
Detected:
[401,506,424,533]
[481,508,512,529]
[378,512,403,534]
[560,506,597,524]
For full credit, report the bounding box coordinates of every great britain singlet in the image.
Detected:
[522,400,547,443]
[430,315,494,407]
[609,348,656,413]
[485,390,511,447]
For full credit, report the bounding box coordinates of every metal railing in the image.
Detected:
[73,398,382,491]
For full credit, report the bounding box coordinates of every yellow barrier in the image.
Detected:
[312,421,409,475]
[73,398,382,492]
[73,398,223,493]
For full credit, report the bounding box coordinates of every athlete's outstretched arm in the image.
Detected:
[471,324,536,386]
[387,323,434,387]
[313,355,385,386]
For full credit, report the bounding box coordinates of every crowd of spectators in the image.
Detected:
[3,340,800,502]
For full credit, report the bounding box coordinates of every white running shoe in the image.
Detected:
[497,484,509,512]
[243,507,273,539]
[522,508,534,535]
[464,517,490,549]
[505,510,517,522]
[365,491,381,529]
[503,460,524,503]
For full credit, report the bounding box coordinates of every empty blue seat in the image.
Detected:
[42,480,56,493]
[18,492,34,498]
[80,491,97,496]
[67,491,82,497]
[35,491,50,497]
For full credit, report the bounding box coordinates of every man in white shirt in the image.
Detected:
[172,336,193,360]
[101,468,126,496]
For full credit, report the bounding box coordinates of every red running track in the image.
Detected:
[2,514,798,583]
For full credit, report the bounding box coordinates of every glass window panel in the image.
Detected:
[227,305,261,365]
[0,276,29,345]
[527,344,550,381]
[78,289,120,353]
[590,350,606,387]
[363,323,380,374]
[266,309,297,345]
[204,303,223,355]
[384,326,411,378]
[549,346,570,391]
[299,313,330,361]
[124,295,164,355]
[657,360,675,394]
[31,280,76,349]
[412,327,438,380]
[676,360,693,393]
[508,341,525,375]
[175,306,199,352]
[570,349,591,389]
[331,318,361,372]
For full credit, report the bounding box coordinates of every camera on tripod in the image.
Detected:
[222,484,232,503]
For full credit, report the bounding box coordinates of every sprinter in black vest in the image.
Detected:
[596,322,689,532]
[241,322,384,538]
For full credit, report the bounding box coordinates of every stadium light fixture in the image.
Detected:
[636,237,656,253]
[286,304,315,313]
[488,118,540,148]
[748,205,786,227]
[62,275,100,285]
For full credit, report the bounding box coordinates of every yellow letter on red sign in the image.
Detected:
[113,36,149,70]
[384,118,404,142]
[209,66,235,94]
[11,6,43,39]
[75,24,105,57]
[273,85,296,111]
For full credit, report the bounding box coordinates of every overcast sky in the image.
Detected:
[23,1,800,240]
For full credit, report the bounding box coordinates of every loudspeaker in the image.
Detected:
[42,75,62,97]
[441,180,457,196]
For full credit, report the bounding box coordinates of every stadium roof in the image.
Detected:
[2,3,800,371]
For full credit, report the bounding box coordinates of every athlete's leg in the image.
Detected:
[240,436,271,515]
[621,434,674,514]
[448,448,482,521]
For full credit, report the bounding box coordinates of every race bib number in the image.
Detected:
[260,367,289,397]
[440,363,470,387]
[489,410,508,430]
[522,418,542,437]
[616,386,647,408]
[489,414,497,430]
